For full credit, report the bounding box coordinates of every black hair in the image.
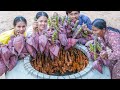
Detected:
[92,18,106,29]
[92,18,120,33]
[13,16,27,26]
[107,27,120,33]
[35,11,49,21]
[66,11,80,15]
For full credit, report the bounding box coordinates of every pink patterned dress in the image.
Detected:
[102,28,120,79]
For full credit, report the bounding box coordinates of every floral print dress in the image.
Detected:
[100,29,120,79]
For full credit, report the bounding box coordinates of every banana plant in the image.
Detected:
[93,34,97,60]
[96,42,102,52]
[55,15,59,27]
[89,34,102,60]
[54,16,59,32]
[82,32,87,38]
[72,20,79,31]
[89,43,94,52]
[62,16,66,26]
[48,18,51,27]
[67,17,71,25]
[52,30,58,44]
[73,26,83,39]
[50,15,60,32]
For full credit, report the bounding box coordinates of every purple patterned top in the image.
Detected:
[104,29,120,61]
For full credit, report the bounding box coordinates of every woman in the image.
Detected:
[92,18,120,79]
[26,11,49,37]
[0,16,27,78]
[6,11,49,79]
[0,16,27,45]
[25,11,49,58]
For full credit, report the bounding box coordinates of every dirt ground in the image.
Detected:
[0,11,120,33]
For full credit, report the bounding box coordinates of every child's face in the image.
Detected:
[68,11,80,22]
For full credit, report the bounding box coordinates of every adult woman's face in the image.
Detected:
[92,26,105,37]
[37,16,48,31]
[14,21,26,34]
[68,11,80,22]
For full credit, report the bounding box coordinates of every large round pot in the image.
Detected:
[23,44,111,79]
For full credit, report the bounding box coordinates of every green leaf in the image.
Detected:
[73,26,82,38]
[82,32,87,38]
[48,18,51,27]
[73,20,79,29]
[67,17,71,25]
[52,31,58,43]
[93,34,97,60]
[62,16,66,25]
[55,16,59,27]
[89,43,94,52]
